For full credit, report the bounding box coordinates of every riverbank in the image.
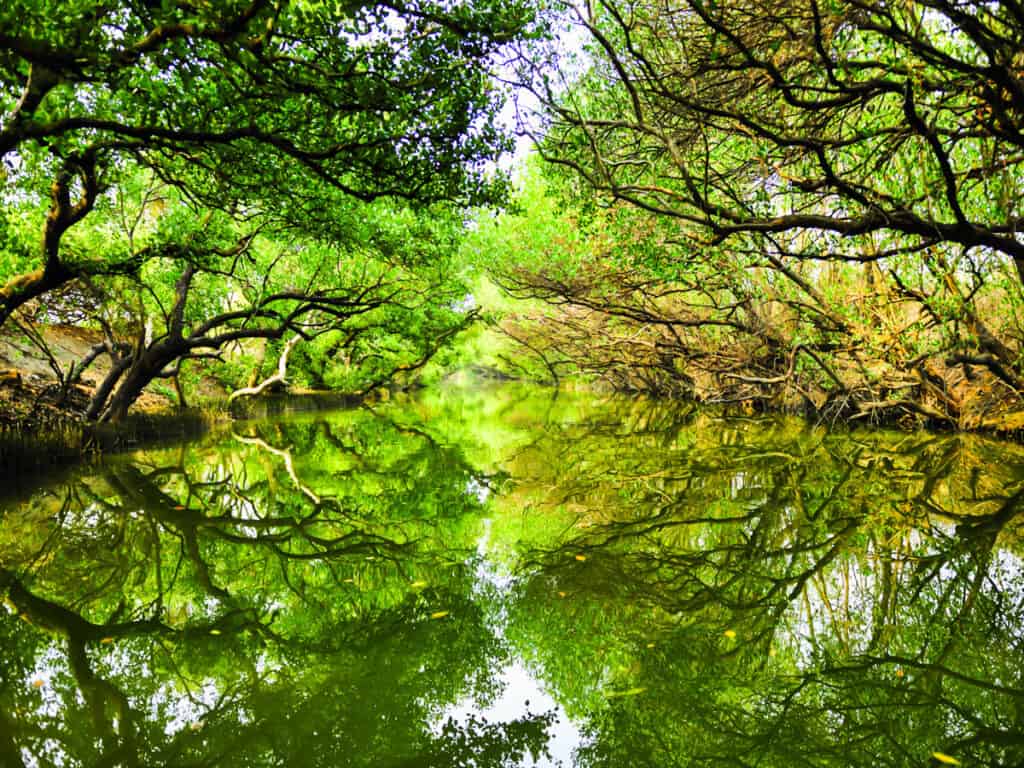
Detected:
[0,323,178,429]
[0,379,217,479]
[3,320,1024,471]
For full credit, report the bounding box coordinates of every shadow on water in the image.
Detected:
[0,394,367,500]
[1,383,1023,767]
[0,410,216,499]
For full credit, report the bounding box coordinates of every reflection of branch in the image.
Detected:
[0,568,172,642]
[233,432,321,504]
[0,566,157,758]
[104,465,234,604]
[832,655,1024,699]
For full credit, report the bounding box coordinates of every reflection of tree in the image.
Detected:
[4,391,1024,766]
[500,408,1024,767]
[0,407,552,767]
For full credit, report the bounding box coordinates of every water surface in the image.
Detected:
[2,384,1023,767]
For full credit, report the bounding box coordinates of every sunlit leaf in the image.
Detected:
[932,753,960,765]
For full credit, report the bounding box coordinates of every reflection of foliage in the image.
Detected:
[497,402,1024,767]
[0,404,547,767]
[3,388,1024,766]
[434,711,558,768]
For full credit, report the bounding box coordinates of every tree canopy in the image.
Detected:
[476,0,1024,427]
[5,0,1024,428]
[0,0,541,420]
[0,0,533,323]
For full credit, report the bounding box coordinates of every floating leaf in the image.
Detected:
[430,611,449,620]
[724,629,737,639]
[932,753,960,765]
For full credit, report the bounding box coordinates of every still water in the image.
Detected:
[1,384,1023,767]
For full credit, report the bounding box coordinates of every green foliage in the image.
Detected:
[2,387,1024,765]
[465,162,594,279]
[0,0,537,409]
[482,0,1024,424]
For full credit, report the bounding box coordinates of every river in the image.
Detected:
[1,383,1023,767]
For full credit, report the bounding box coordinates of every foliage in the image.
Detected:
[2,386,1024,765]
[0,0,538,419]
[492,0,1024,428]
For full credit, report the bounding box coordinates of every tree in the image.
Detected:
[57,188,480,422]
[0,0,534,325]
[508,0,1024,425]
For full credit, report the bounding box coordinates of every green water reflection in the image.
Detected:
[1,385,1023,767]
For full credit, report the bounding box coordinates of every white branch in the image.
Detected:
[228,333,301,403]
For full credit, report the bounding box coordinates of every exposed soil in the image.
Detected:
[0,324,173,432]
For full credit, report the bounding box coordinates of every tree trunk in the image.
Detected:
[92,342,182,422]
[85,357,131,421]
[172,372,188,409]
[99,363,157,423]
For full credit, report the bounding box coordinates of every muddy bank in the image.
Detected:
[0,381,217,480]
